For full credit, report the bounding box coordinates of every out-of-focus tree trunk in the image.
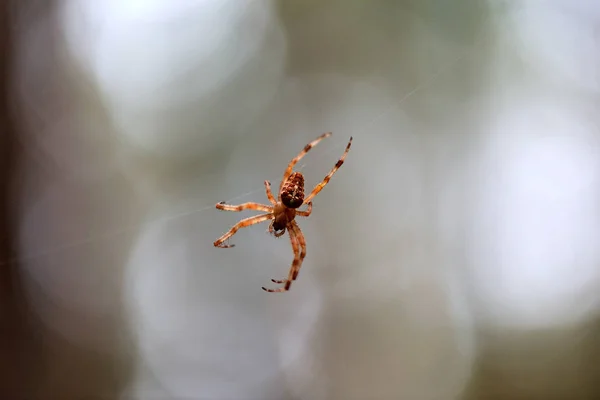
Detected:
[0,0,36,397]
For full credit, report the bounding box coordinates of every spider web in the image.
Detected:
[0,30,490,268]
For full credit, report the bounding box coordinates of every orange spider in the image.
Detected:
[213,132,353,292]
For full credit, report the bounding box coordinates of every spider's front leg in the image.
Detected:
[214,213,273,248]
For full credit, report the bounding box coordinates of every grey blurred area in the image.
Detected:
[3,0,600,399]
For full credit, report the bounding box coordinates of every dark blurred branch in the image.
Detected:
[0,0,35,397]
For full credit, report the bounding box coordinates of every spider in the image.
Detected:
[213,132,353,292]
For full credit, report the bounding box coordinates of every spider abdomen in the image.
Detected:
[281,172,305,208]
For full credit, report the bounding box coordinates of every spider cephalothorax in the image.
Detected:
[270,203,295,237]
[213,132,352,292]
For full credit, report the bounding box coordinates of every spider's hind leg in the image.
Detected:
[303,136,352,204]
[279,132,332,193]
[263,221,306,292]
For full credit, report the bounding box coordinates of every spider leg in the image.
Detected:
[291,222,306,281]
[264,180,276,204]
[268,220,296,283]
[264,221,306,291]
[296,201,312,217]
[214,213,272,248]
[216,201,273,213]
[303,136,352,204]
[279,132,332,195]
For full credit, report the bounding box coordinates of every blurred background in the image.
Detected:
[2,0,600,399]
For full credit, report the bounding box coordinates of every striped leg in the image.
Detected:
[264,180,276,204]
[303,136,352,204]
[291,221,306,281]
[279,132,332,194]
[266,221,306,290]
[216,201,272,213]
[214,213,272,248]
